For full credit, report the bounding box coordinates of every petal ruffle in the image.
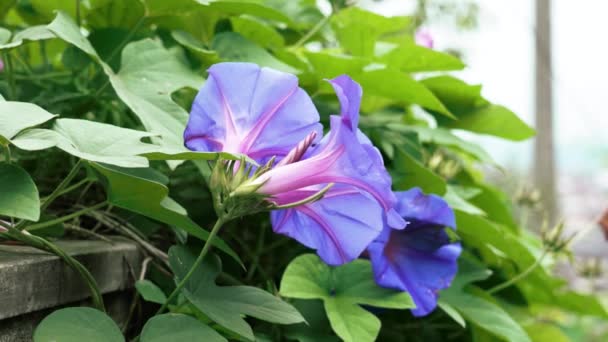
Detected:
[394,188,456,229]
[184,62,322,162]
[271,186,384,265]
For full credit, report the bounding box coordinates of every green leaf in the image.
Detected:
[441,256,530,342]
[0,25,55,50]
[0,101,56,145]
[305,51,367,80]
[524,323,570,342]
[442,289,531,342]
[205,1,293,24]
[402,126,494,163]
[445,105,536,141]
[280,254,414,342]
[212,32,298,73]
[331,7,410,57]
[422,76,535,140]
[230,16,285,48]
[171,30,219,64]
[284,300,340,342]
[33,307,124,342]
[169,246,305,341]
[355,69,454,118]
[444,186,485,216]
[392,147,447,195]
[48,12,203,151]
[136,280,167,304]
[421,75,487,113]
[140,314,227,342]
[377,42,465,72]
[90,163,242,266]
[438,301,466,328]
[12,119,159,168]
[0,164,40,221]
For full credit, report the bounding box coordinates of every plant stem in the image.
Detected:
[7,228,105,311]
[155,216,226,315]
[487,249,549,294]
[3,51,16,99]
[26,202,108,231]
[40,160,83,212]
[246,224,266,281]
[52,178,92,199]
[292,14,332,49]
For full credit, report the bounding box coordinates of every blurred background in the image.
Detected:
[357,0,607,257]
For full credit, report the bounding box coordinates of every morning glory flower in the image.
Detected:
[368,188,462,316]
[415,28,434,49]
[184,62,323,164]
[185,63,403,265]
[263,76,406,265]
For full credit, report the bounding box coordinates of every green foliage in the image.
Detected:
[140,314,227,342]
[281,254,414,342]
[169,246,305,340]
[136,279,167,305]
[0,163,40,220]
[0,1,600,341]
[33,307,124,342]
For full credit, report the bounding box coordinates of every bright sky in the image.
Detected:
[358,0,608,174]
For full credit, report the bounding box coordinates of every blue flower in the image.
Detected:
[185,63,404,265]
[368,188,462,316]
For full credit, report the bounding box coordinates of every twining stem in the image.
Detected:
[41,160,83,212]
[26,201,108,231]
[52,178,92,199]
[155,216,227,315]
[6,228,105,311]
[487,249,549,295]
[292,14,332,49]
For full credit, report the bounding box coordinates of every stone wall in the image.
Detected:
[0,239,142,341]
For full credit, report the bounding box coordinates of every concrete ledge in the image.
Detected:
[0,239,142,321]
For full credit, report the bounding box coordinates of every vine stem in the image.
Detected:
[26,201,108,231]
[291,14,332,49]
[155,216,227,315]
[41,160,83,212]
[6,228,105,311]
[487,249,549,294]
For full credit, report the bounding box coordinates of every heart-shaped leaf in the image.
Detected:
[140,313,226,342]
[169,246,305,341]
[33,307,124,342]
[280,254,414,342]
[12,118,159,168]
[0,101,56,145]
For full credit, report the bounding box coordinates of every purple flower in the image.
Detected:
[368,188,461,316]
[185,63,404,265]
[0,58,4,72]
[415,28,434,49]
[261,76,405,265]
[184,62,323,163]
